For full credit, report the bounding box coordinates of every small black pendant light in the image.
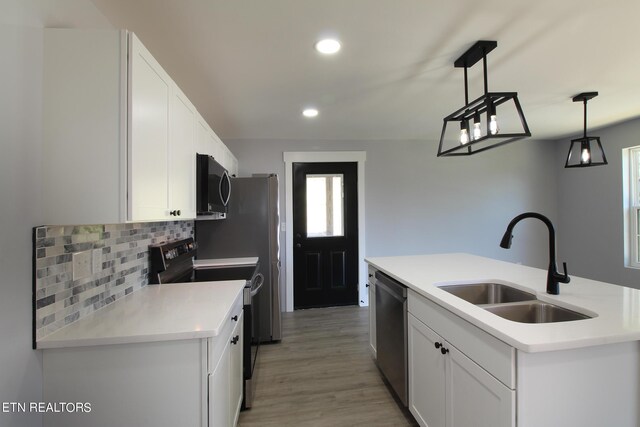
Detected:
[437,40,531,157]
[565,92,607,168]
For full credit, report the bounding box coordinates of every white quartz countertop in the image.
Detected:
[366,253,640,353]
[37,280,245,349]
[193,257,259,268]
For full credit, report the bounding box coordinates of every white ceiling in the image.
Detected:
[90,0,640,142]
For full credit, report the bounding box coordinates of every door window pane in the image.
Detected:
[306,174,344,238]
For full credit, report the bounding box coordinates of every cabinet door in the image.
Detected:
[447,345,515,427]
[170,87,196,219]
[209,341,231,427]
[408,314,446,427]
[229,313,244,425]
[209,131,224,163]
[196,115,212,156]
[128,33,172,221]
[230,154,239,177]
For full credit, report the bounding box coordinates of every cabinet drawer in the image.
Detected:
[207,292,243,371]
[408,290,515,388]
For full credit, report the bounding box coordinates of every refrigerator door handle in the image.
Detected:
[250,273,265,297]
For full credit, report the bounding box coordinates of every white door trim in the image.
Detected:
[283,151,367,312]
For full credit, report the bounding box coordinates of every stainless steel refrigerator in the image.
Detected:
[195,175,282,342]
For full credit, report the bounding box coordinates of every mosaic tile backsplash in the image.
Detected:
[34,221,194,341]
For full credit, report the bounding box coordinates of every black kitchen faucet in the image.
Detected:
[500,212,570,295]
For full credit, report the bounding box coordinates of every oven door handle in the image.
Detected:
[250,273,265,297]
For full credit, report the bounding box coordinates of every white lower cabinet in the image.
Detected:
[408,294,515,427]
[447,336,514,427]
[228,317,244,424]
[209,342,231,427]
[408,314,446,427]
[406,289,639,427]
[42,296,244,427]
[208,310,243,427]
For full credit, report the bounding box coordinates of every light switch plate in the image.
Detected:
[72,251,92,280]
[92,248,102,273]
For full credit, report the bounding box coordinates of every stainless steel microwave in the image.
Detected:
[196,154,231,217]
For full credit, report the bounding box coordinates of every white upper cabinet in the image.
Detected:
[128,33,172,221]
[169,86,197,219]
[196,114,212,157]
[42,29,236,225]
[195,112,238,181]
[43,29,128,225]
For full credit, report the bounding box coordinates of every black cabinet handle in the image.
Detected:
[231,335,240,345]
[231,315,238,321]
[366,284,370,288]
[169,210,182,216]
[368,273,373,278]
[434,342,442,349]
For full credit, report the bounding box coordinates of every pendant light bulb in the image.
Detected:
[581,147,591,164]
[489,115,499,135]
[460,128,469,145]
[473,121,482,140]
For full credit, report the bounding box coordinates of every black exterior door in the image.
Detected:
[293,162,358,309]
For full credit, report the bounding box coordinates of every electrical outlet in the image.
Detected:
[72,251,92,280]
[92,248,102,274]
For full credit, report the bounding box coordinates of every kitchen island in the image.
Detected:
[38,280,245,427]
[366,253,640,427]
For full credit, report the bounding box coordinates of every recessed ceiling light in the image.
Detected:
[302,108,319,118]
[315,38,341,55]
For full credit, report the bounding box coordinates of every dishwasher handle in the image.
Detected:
[375,271,407,301]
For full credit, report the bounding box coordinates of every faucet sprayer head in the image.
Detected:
[499,232,513,249]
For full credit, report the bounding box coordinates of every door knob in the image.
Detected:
[441,347,449,355]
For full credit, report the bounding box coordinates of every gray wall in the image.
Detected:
[0,20,44,427]
[1,2,111,426]
[227,138,560,296]
[556,117,640,290]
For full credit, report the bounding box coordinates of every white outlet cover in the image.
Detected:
[73,251,92,280]
[92,248,102,273]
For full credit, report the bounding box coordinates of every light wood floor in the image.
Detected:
[238,306,418,427]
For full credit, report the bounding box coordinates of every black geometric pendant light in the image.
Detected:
[437,41,531,157]
[564,92,608,168]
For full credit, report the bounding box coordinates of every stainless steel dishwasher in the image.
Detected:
[375,271,408,406]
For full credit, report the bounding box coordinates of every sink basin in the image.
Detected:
[439,282,536,305]
[484,301,592,323]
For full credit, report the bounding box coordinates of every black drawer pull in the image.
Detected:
[231,315,238,321]
[231,335,240,345]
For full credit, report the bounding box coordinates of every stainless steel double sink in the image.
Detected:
[438,282,592,323]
